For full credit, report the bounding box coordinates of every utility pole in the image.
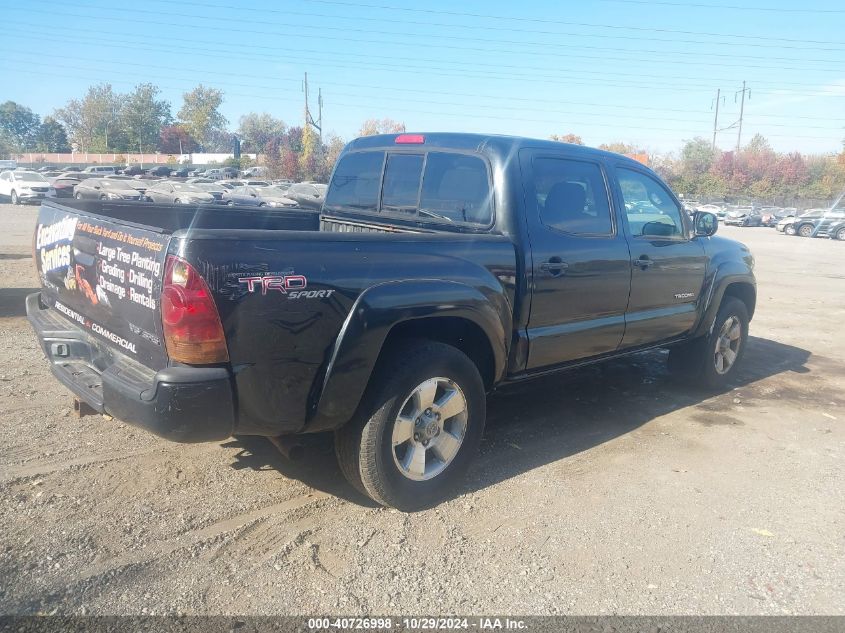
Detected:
[735,81,750,153]
[303,72,323,138]
[711,88,723,151]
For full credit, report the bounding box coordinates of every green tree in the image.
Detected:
[55,84,124,152]
[177,85,228,150]
[237,113,286,153]
[35,116,70,152]
[0,101,41,152]
[121,83,172,153]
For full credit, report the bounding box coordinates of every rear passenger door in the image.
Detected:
[611,165,707,347]
[520,151,632,369]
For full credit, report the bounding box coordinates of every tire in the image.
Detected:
[784,224,796,236]
[835,227,845,241]
[10,190,18,205]
[100,195,108,201]
[798,223,814,238]
[174,198,181,204]
[668,297,749,390]
[227,200,234,207]
[335,340,486,510]
[75,192,83,200]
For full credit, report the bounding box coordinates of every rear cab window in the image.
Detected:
[325,149,493,228]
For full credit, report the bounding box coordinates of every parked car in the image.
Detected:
[285,182,327,209]
[192,182,228,203]
[222,185,297,207]
[61,166,83,172]
[147,165,173,177]
[764,208,794,227]
[103,175,151,196]
[241,166,268,178]
[185,177,216,184]
[202,168,225,180]
[26,133,755,510]
[188,167,206,177]
[827,220,845,241]
[81,165,117,176]
[723,207,759,226]
[120,165,145,176]
[696,203,725,217]
[792,207,845,238]
[221,167,239,179]
[144,181,215,204]
[73,178,145,201]
[0,170,51,204]
[780,209,824,236]
[46,176,83,199]
[171,167,191,178]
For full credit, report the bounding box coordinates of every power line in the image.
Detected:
[302,0,845,41]
[592,0,845,13]
[7,51,844,130]
[54,0,845,52]
[6,24,838,95]
[2,62,838,142]
[6,32,844,110]
[16,5,845,73]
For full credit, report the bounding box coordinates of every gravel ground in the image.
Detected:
[0,202,843,616]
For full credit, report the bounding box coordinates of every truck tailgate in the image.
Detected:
[35,201,170,370]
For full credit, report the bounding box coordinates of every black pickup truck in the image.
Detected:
[28,133,756,509]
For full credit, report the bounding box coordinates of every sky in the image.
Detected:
[1,0,844,155]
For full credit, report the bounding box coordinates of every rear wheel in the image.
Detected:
[668,297,749,390]
[835,227,845,241]
[798,223,814,238]
[75,192,83,200]
[335,340,486,510]
[10,190,18,205]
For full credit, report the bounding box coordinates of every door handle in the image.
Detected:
[635,255,653,269]
[540,258,569,276]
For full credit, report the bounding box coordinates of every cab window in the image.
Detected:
[617,168,686,238]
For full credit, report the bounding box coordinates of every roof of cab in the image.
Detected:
[345,132,647,169]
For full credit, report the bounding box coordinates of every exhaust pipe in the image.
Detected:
[269,435,305,461]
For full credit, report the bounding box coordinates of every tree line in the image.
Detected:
[1,82,842,198]
[552,132,845,203]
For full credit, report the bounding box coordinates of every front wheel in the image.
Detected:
[798,224,814,238]
[10,190,18,205]
[335,341,486,510]
[75,192,83,200]
[668,297,749,390]
[835,227,845,241]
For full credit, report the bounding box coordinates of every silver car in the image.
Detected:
[74,178,145,201]
[145,181,215,205]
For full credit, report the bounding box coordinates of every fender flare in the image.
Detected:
[693,263,756,338]
[306,279,511,432]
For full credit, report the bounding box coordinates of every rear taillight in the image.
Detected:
[161,256,229,364]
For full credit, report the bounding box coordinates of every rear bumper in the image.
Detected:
[26,292,235,443]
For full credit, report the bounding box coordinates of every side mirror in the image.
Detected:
[694,211,718,237]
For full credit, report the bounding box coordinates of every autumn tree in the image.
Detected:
[177,85,227,150]
[358,118,406,136]
[549,133,583,145]
[159,125,198,154]
[598,141,645,155]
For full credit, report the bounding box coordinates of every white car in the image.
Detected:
[0,170,51,204]
[696,203,725,217]
[82,165,117,175]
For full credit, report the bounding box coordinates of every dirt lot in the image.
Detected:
[0,202,843,616]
